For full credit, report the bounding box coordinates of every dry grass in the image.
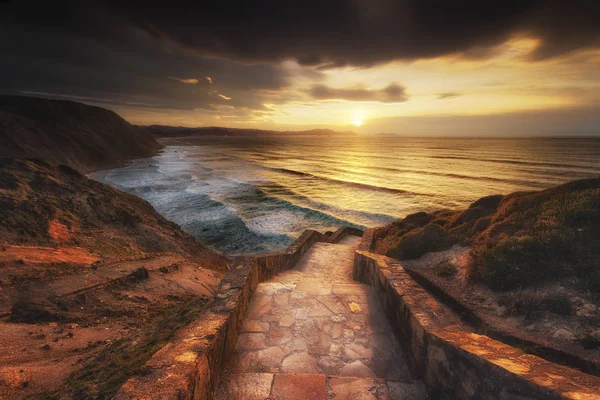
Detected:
[499,286,573,318]
[39,295,208,400]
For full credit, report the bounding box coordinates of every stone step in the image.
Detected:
[215,235,427,397]
[215,372,428,400]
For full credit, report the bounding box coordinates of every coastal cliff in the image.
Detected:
[0,96,228,399]
[0,95,162,172]
[0,158,227,269]
[145,124,357,137]
[0,95,226,269]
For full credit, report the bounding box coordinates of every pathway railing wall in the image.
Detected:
[353,232,600,399]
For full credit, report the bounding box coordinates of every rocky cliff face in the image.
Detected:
[0,95,162,172]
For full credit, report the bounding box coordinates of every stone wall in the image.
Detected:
[405,266,599,375]
[353,249,600,400]
[328,226,364,244]
[115,227,362,400]
[357,228,377,252]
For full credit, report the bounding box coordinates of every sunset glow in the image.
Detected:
[3,2,600,397]
[3,2,599,136]
[107,44,600,135]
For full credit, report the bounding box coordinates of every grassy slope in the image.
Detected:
[0,95,227,270]
[374,178,600,294]
[0,158,228,270]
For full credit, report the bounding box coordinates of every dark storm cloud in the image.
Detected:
[2,0,599,126]
[108,0,600,67]
[308,83,408,103]
[0,0,296,113]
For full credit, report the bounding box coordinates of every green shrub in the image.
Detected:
[588,269,600,295]
[433,262,458,278]
[476,236,548,290]
[473,217,492,233]
[378,178,600,295]
[470,179,600,293]
[387,224,457,260]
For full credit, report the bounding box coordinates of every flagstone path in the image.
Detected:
[215,235,427,399]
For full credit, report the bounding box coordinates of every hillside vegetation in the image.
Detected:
[0,97,228,398]
[0,157,227,269]
[374,178,600,294]
[0,95,161,172]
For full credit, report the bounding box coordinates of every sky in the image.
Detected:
[2,0,599,135]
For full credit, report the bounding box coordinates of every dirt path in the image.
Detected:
[0,253,222,399]
[216,236,427,399]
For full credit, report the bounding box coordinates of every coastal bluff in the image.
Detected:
[0,96,227,399]
[0,95,161,172]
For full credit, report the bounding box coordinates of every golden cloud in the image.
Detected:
[168,77,199,84]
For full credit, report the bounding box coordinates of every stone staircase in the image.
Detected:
[115,228,600,399]
[215,236,427,399]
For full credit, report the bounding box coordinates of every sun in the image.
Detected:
[351,110,366,127]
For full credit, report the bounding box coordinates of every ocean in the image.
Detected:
[90,136,600,255]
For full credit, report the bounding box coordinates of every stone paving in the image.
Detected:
[216,236,427,399]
